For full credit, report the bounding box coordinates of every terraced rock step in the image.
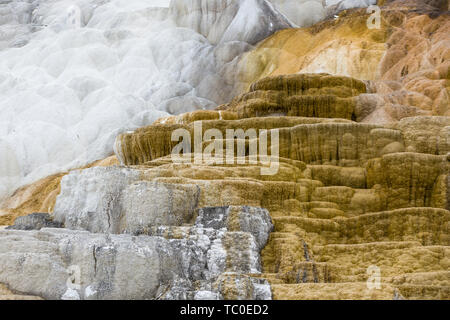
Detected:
[226,73,367,119]
[0,73,449,300]
[270,283,401,300]
[0,204,273,300]
[112,73,449,300]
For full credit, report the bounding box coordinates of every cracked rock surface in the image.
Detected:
[0,201,273,300]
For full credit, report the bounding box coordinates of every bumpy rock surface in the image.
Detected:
[1,77,448,301]
[0,0,449,301]
[0,0,297,204]
[237,0,450,122]
[111,72,449,300]
[6,213,62,230]
[0,202,273,300]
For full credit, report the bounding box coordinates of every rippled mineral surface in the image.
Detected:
[0,0,449,300]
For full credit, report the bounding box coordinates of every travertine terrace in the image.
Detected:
[0,0,448,300]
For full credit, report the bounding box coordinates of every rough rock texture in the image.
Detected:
[0,156,118,227]
[0,203,273,300]
[54,166,142,234]
[0,0,412,205]
[170,0,294,45]
[110,72,449,300]
[227,73,366,120]
[6,213,62,231]
[0,0,449,301]
[2,72,449,301]
[0,283,42,300]
[236,0,450,122]
[0,0,297,203]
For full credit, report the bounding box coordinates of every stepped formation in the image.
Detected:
[236,0,450,122]
[112,73,450,300]
[0,0,416,204]
[1,73,448,300]
[0,0,449,300]
[1,204,273,300]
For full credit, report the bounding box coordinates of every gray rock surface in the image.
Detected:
[0,202,273,300]
[1,164,274,300]
[120,181,201,233]
[54,167,202,234]
[6,213,62,230]
[196,206,273,250]
[53,167,141,233]
[0,228,178,300]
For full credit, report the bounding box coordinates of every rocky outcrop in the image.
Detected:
[6,213,62,231]
[227,73,366,120]
[109,72,449,300]
[392,116,450,155]
[170,0,294,45]
[0,0,448,301]
[0,201,273,300]
[0,156,119,227]
[114,74,411,168]
[236,0,450,122]
[366,153,449,209]
[2,70,449,300]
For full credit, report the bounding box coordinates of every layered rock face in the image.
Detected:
[0,0,294,202]
[0,0,394,203]
[111,73,449,300]
[236,0,450,122]
[2,71,447,299]
[1,178,274,299]
[0,0,449,300]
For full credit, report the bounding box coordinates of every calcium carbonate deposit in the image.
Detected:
[0,0,448,301]
[0,0,376,201]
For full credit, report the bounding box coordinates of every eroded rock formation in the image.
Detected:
[0,0,448,300]
[0,200,273,300]
[236,0,450,122]
[1,70,448,300]
[112,73,450,300]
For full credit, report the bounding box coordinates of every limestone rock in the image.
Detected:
[25,72,450,300]
[366,152,449,209]
[0,0,448,301]
[6,213,62,231]
[0,0,301,203]
[0,228,182,300]
[393,116,450,155]
[236,0,450,122]
[197,206,274,251]
[120,181,200,233]
[54,167,141,234]
[0,203,273,300]
[227,73,366,120]
[0,155,119,227]
[170,0,294,45]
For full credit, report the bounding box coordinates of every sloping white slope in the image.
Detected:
[0,0,376,202]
